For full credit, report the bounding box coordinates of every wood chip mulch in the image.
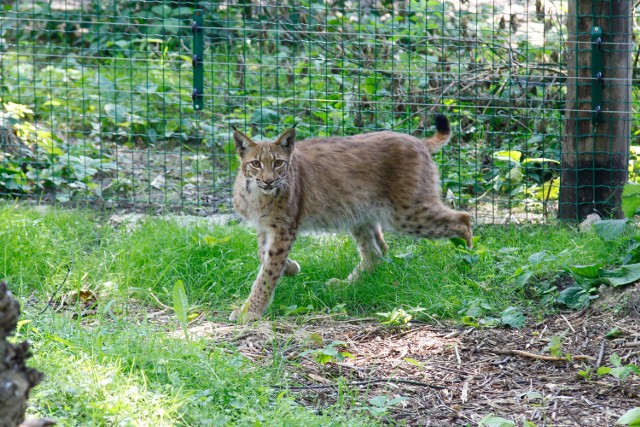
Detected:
[173,286,640,427]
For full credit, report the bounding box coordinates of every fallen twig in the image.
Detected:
[272,377,446,391]
[38,263,73,315]
[621,341,640,348]
[490,349,593,361]
[595,340,606,368]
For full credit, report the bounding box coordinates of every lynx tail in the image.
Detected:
[423,114,451,152]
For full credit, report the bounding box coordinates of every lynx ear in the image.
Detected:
[231,126,255,155]
[277,127,296,152]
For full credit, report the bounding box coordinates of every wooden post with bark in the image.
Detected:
[559,0,632,220]
[0,282,55,427]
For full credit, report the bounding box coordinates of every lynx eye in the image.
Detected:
[273,159,285,168]
[249,160,262,169]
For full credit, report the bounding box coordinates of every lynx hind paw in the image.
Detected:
[326,277,347,287]
[284,260,301,276]
[229,306,262,324]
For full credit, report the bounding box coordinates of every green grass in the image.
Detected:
[1,202,623,425]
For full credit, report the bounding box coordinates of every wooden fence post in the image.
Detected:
[559,0,632,220]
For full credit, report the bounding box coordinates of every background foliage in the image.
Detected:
[1,0,638,221]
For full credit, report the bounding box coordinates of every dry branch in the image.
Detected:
[491,348,594,362]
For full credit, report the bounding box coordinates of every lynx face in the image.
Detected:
[233,127,295,195]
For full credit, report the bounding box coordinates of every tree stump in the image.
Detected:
[0,282,53,427]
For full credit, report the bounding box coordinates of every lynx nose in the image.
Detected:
[262,178,274,186]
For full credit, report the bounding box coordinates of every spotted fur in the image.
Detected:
[230,115,472,323]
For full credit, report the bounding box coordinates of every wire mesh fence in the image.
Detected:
[0,1,636,223]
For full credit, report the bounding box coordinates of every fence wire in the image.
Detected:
[0,0,637,223]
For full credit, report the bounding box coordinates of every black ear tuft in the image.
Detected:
[278,127,297,151]
[233,127,254,153]
[434,114,450,134]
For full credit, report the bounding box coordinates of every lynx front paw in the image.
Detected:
[229,305,262,324]
[283,259,301,276]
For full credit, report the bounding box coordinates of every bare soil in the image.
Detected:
[169,285,640,427]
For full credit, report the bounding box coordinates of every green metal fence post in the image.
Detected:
[192,9,204,111]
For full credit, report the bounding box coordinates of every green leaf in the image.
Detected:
[569,264,604,288]
[500,306,525,328]
[368,395,390,407]
[617,407,640,426]
[570,264,601,279]
[403,357,425,368]
[151,4,171,16]
[171,6,194,17]
[593,219,628,241]
[172,280,190,342]
[545,335,563,357]
[512,271,533,287]
[534,180,559,201]
[528,251,555,266]
[600,264,640,287]
[104,103,128,123]
[493,150,522,164]
[450,237,468,248]
[606,327,624,338]
[479,415,516,427]
[386,396,409,406]
[163,18,182,35]
[249,108,279,125]
[521,157,560,165]
[610,353,623,368]
[556,285,592,309]
[622,183,640,218]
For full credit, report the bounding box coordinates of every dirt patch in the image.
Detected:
[170,303,640,426]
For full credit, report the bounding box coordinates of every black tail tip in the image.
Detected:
[434,114,450,134]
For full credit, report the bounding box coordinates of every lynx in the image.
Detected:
[230,115,472,323]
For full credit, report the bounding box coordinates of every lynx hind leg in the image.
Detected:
[335,223,386,283]
[374,223,389,255]
[395,203,473,248]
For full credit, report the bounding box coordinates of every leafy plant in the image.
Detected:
[301,340,354,365]
[544,335,563,358]
[376,307,423,326]
[172,280,190,342]
[597,353,640,382]
[357,395,409,417]
[459,301,526,329]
